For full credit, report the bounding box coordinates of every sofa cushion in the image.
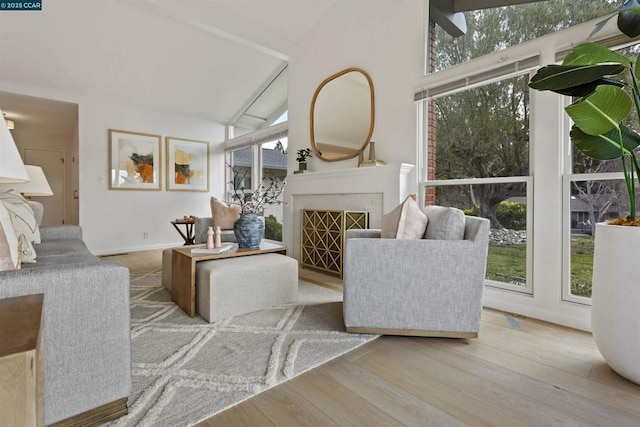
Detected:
[0,191,39,263]
[0,202,19,270]
[210,197,241,230]
[381,195,428,240]
[0,190,41,243]
[25,239,100,268]
[423,206,466,240]
[28,200,44,226]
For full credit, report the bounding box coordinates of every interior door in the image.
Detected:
[24,148,65,226]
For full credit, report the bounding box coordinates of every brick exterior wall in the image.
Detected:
[425,19,437,206]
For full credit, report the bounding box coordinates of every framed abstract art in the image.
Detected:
[166,137,210,192]
[109,129,162,190]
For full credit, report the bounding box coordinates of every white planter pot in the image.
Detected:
[591,223,640,384]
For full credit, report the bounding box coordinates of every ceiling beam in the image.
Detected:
[125,0,289,61]
[432,0,550,14]
[430,4,467,38]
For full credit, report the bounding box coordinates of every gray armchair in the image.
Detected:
[343,215,490,338]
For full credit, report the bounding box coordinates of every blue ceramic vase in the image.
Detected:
[233,213,264,248]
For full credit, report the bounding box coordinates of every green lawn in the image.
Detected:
[570,235,594,298]
[486,235,594,297]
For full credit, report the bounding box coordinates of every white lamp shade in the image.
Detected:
[0,108,28,183]
[0,165,53,196]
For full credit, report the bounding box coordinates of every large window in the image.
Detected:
[260,138,287,241]
[425,74,532,293]
[419,0,637,329]
[433,0,616,71]
[225,123,288,242]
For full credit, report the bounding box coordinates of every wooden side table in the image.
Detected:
[0,294,45,427]
[170,219,196,245]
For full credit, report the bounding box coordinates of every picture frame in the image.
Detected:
[109,129,162,190]
[166,137,210,192]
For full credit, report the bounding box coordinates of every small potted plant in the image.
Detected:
[296,148,313,172]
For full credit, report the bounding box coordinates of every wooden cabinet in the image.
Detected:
[0,294,44,427]
[301,209,368,277]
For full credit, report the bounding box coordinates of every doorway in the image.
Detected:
[24,148,65,226]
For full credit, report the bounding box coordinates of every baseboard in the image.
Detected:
[346,326,478,339]
[51,398,128,427]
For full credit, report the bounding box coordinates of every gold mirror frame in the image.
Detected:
[309,67,375,162]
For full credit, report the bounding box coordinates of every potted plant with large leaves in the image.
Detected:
[528,2,640,384]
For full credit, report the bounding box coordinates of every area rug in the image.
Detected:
[109,270,377,427]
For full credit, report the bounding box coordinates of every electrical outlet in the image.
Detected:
[143,232,150,240]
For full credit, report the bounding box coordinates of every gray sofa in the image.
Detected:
[0,225,131,425]
[343,214,490,338]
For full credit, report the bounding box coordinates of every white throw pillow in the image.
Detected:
[0,191,39,263]
[0,190,41,243]
[0,202,20,270]
[381,195,428,240]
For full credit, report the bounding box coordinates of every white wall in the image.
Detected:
[287,0,424,174]
[285,0,424,251]
[2,82,226,254]
[79,100,226,254]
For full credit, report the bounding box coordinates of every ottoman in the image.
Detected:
[195,253,298,322]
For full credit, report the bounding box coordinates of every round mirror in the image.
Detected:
[310,68,374,162]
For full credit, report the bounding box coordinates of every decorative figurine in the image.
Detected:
[206,226,214,249]
[214,226,222,248]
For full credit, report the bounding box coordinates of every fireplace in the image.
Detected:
[283,163,415,262]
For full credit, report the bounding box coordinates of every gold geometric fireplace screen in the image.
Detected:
[300,209,369,278]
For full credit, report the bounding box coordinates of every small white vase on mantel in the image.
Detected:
[591,222,640,384]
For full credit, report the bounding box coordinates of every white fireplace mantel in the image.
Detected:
[282,163,415,259]
[285,163,415,212]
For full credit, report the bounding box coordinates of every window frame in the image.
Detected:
[417,13,629,318]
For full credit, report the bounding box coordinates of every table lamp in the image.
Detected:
[0,108,29,183]
[0,165,53,225]
[0,165,53,196]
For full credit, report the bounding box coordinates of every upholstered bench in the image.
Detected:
[196,253,298,322]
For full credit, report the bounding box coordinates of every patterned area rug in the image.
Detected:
[109,270,377,426]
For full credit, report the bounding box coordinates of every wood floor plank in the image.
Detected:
[481,309,599,353]
[317,358,468,427]
[284,366,403,427]
[364,337,590,426]
[193,401,275,427]
[350,341,527,426]
[431,336,640,419]
[587,362,640,391]
[389,337,640,426]
[248,382,341,426]
[476,321,598,377]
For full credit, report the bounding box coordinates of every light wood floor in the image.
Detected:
[109,250,640,426]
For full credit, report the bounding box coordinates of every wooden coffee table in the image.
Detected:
[171,240,287,317]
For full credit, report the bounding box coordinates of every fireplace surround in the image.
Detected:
[283,163,415,262]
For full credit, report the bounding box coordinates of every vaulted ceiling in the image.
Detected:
[0,0,549,135]
[0,0,337,131]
